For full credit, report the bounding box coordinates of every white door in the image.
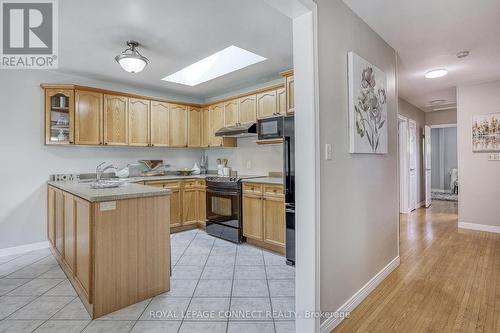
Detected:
[424,125,432,208]
[409,120,417,211]
[398,117,409,214]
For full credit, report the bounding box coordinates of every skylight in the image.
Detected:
[162,45,266,86]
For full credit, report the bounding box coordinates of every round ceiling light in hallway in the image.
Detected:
[425,68,448,79]
[115,41,149,73]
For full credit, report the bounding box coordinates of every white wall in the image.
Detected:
[316,0,399,325]
[0,70,206,249]
[205,137,282,176]
[457,80,500,228]
[425,109,457,126]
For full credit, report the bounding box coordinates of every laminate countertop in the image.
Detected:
[242,177,283,185]
[48,180,171,202]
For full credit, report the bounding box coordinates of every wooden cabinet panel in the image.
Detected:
[286,75,294,114]
[188,107,201,147]
[277,87,286,115]
[75,90,102,145]
[224,99,239,127]
[182,188,198,225]
[239,95,257,125]
[243,194,263,241]
[47,187,56,246]
[209,104,224,147]
[75,197,91,300]
[45,88,75,145]
[198,189,206,225]
[169,104,188,147]
[150,101,169,147]
[263,196,285,247]
[103,94,128,146]
[63,192,75,274]
[169,189,182,227]
[263,184,284,197]
[128,98,150,146]
[54,188,64,256]
[201,108,210,147]
[257,90,277,119]
[243,183,263,195]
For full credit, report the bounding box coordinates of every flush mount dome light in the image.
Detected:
[115,41,149,73]
[425,68,448,79]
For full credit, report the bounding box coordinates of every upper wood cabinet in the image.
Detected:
[277,87,286,116]
[45,88,75,145]
[187,107,201,147]
[169,104,188,147]
[239,94,257,125]
[209,104,224,147]
[150,101,170,147]
[286,75,294,114]
[257,90,278,119]
[103,94,128,146]
[224,99,239,127]
[128,98,150,146]
[200,108,210,148]
[75,90,102,145]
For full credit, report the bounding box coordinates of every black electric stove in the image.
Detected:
[205,175,263,243]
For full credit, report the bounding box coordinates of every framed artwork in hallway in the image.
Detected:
[348,51,388,154]
[472,112,500,152]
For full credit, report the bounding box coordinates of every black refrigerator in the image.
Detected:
[283,116,295,266]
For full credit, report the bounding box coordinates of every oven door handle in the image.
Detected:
[206,189,240,196]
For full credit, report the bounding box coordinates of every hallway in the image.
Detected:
[334,200,500,332]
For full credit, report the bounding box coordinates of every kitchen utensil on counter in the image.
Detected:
[139,160,164,170]
[222,167,231,176]
[222,159,228,167]
[200,156,208,174]
[192,163,201,175]
[115,166,130,178]
[177,168,193,176]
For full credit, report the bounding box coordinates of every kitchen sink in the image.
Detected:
[89,180,126,189]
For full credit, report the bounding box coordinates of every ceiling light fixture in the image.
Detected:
[115,41,149,73]
[162,45,266,86]
[425,69,448,79]
[456,50,470,59]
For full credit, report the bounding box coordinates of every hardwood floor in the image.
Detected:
[333,200,500,333]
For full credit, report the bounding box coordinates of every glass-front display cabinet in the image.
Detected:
[44,88,74,144]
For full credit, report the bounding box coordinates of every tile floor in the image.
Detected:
[0,229,295,332]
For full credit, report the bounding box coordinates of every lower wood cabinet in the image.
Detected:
[74,197,91,300]
[242,183,285,253]
[144,179,206,230]
[63,191,75,274]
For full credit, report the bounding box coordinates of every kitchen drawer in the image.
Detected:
[162,181,181,189]
[196,180,206,187]
[264,184,284,197]
[243,183,263,195]
[183,180,197,188]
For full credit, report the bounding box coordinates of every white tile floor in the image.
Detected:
[0,229,295,332]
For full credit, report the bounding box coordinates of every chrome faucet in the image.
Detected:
[96,162,117,182]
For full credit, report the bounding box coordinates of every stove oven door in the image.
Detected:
[205,187,242,243]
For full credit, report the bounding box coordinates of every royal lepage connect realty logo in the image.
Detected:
[1,0,58,68]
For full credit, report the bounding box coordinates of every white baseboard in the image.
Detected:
[320,256,400,333]
[458,222,500,234]
[418,201,425,208]
[0,241,50,258]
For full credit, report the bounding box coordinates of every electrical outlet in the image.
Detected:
[246,160,252,169]
[325,144,332,160]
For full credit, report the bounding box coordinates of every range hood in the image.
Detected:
[215,123,257,138]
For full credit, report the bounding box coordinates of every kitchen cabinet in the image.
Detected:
[281,70,294,115]
[54,188,64,256]
[200,108,210,147]
[239,94,257,124]
[150,101,170,147]
[277,87,286,116]
[63,191,75,275]
[209,104,224,147]
[103,94,128,146]
[197,181,206,226]
[128,98,150,146]
[242,182,285,253]
[257,90,278,119]
[45,88,75,145]
[75,90,102,145]
[47,186,56,246]
[188,107,201,147]
[182,184,198,226]
[169,104,188,147]
[74,197,91,300]
[224,99,239,127]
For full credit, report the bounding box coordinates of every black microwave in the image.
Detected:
[257,116,284,140]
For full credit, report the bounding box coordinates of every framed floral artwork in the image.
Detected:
[348,51,388,154]
[472,113,500,152]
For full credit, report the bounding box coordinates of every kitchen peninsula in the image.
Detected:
[46,180,171,319]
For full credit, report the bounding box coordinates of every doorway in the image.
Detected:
[430,124,458,202]
[398,116,420,213]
